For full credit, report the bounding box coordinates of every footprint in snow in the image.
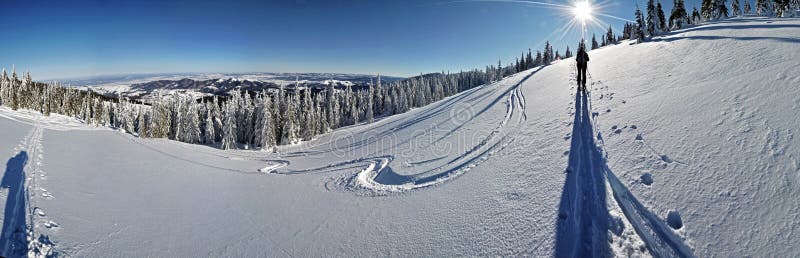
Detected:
[666,210,683,230]
[635,133,643,141]
[640,173,653,186]
[660,154,673,163]
[505,192,523,201]
[42,190,55,200]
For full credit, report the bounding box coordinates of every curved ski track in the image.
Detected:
[271,70,536,195]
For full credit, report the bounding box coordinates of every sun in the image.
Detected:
[572,1,592,22]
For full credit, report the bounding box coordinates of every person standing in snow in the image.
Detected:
[576,41,589,91]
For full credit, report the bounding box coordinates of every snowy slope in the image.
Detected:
[0,17,798,257]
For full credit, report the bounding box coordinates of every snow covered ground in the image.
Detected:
[0,17,798,257]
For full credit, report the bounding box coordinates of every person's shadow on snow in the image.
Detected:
[555,90,612,257]
[555,90,694,258]
[0,151,29,257]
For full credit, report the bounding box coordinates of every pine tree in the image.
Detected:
[744,0,752,14]
[314,93,328,134]
[374,74,383,115]
[702,0,715,19]
[221,102,237,150]
[606,25,615,45]
[242,93,252,145]
[732,0,742,15]
[692,7,702,23]
[204,107,215,144]
[0,69,6,107]
[124,100,135,134]
[326,84,339,129]
[773,0,788,16]
[281,94,298,145]
[717,0,730,18]
[647,0,661,36]
[10,68,19,110]
[592,34,599,49]
[255,95,275,149]
[347,84,359,125]
[543,41,553,64]
[756,0,773,16]
[525,49,533,69]
[366,81,375,123]
[670,0,689,29]
[92,99,103,126]
[622,23,630,39]
[138,108,148,137]
[302,88,316,141]
[635,6,647,41]
[657,1,668,32]
[185,99,201,144]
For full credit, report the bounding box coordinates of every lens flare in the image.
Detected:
[573,1,592,22]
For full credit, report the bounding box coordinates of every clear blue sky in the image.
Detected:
[0,0,702,80]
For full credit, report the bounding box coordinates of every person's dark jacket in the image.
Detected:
[576,50,589,67]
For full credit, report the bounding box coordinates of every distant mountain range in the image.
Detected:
[56,72,404,101]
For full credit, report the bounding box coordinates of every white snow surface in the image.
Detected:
[0,17,798,257]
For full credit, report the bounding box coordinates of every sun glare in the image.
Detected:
[573,1,592,22]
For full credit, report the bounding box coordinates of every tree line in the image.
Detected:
[0,43,561,150]
[625,0,799,42]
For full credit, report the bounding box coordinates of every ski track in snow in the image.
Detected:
[336,70,532,195]
[267,69,537,195]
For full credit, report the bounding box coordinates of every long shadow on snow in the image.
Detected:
[0,151,29,257]
[555,91,694,258]
[555,91,611,257]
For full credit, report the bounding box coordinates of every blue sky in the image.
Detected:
[0,0,703,80]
